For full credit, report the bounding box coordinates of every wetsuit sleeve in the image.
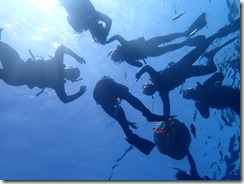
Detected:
[106,34,128,45]
[96,11,112,36]
[54,45,85,64]
[160,92,170,116]
[136,65,158,81]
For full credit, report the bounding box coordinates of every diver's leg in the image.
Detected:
[176,36,213,66]
[185,13,207,36]
[188,65,217,78]
[122,92,169,121]
[115,107,134,138]
[147,33,187,46]
[145,13,207,46]
[147,35,205,57]
[203,36,238,62]
[204,18,240,47]
[178,19,239,67]
[101,105,132,137]
[217,18,240,39]
[186,36,238,77]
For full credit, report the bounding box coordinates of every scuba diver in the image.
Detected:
[106,13,207,67]
[93,76,173,155]
[154,118,210,179]
[0,32,87,103]
[136,17,240,116]
[60,0,112,45]
[182,72,240,118]
[154,118,191,160]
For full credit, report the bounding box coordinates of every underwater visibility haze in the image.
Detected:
[0,0,240,180]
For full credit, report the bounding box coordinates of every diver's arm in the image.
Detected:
[136,65,158,81]
[96,11,112,35]
[54,45,86,65]
[126,59,143,68]
[106,34,127,45]
[56,85,87,103]
[161,92,170,116]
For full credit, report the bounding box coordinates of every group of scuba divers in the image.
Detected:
[0,0,240,180]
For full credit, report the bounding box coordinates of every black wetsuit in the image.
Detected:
[93,77,169,138]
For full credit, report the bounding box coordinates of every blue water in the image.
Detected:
[0,0,240,181]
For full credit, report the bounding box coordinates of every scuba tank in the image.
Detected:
[154,118,191,160]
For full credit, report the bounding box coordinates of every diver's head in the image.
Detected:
[182,88,197,100]
[108,46,123,62]
[142,83,156,96]
[64,67,80,82]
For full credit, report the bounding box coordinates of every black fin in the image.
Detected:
[186,13,207,36]
[126,134,155,155]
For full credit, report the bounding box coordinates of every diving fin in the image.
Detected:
[126,134,155,155]
[186,13,207,36]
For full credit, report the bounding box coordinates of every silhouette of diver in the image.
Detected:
[106,13,207,67]
[0,33,87,103]
[183,72,240,118]
[136,17,240,116]
[60,0,112,45]
[154,118,191,160]
[169,149,211,180]
[93,76,173,155]
[154,118,211,179]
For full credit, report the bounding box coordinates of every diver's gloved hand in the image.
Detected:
[128,121,138,129]
[135,72,141,82]
[79,85,87,95]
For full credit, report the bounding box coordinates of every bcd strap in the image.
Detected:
[36,87,45,97]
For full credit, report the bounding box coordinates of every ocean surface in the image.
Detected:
[0,0,240,180]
